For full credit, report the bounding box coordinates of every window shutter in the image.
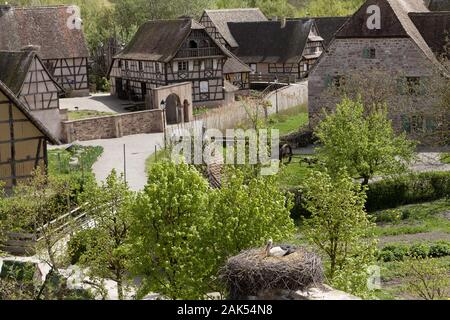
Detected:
[362,48,369,58]
[173,62,178,72]
[425,117,437,132]
[396,78,406,95]
[324,74,332,88]
[401,115,411,133]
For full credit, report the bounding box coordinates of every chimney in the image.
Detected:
[21,45,41,53]
[281,17,287,28]
[0,4,12,17]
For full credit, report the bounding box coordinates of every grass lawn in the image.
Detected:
[373,199,450,238]
[48,145,103,176]
[267,104,309,136]
[68,110,116,120]
[441,153,450,164]
[277,156,317,189]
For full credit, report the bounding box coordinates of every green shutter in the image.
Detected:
[397,78,406,95]
[425,117,437,132]
[325,74,332,88]
[362,48,369,58]
[402,115,411,133]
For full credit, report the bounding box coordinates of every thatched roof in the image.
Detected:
[0,80,60,145]
[0,5,89,60]
[228,20,315,64]
[410,12,450,58]
[0,50,63,95]
[202,8,267,48]
[426,0,450,11]
[115,18,229,62]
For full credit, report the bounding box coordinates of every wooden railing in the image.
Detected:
[177,47,223,58]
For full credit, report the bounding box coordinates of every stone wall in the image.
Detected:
[309,38,436,133]
[62,109,164,143]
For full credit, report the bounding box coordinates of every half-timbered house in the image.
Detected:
[227,19,324,82]
[0,49,64,139]
[199,8,268,50]
[0,80,59,188]
[109,18,234,106]
[0,5,90,97]
[308,0,450,140]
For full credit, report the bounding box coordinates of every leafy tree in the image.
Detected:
[127,162,214,299]
[315,98,416,185]
[78,170,132,300]
[299,0,364,16]
[301,170,378,298]
[400,257,449,300]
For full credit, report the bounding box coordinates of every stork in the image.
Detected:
[264,239,296,257]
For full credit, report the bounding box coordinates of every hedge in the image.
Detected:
[365,171,450,212]
[287,171,450,219]
[378,241,450,262]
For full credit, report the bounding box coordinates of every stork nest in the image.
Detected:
[220,246,324,299]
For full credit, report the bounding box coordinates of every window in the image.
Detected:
[333,75,345,88]
[139,61,144,72]
[363,47,376,59]
[178,61,188,71]
[204,59,213,70]
[406,76,422,95]
[200,81,209,93]
[303,64,308,72]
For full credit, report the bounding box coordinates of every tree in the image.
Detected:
[127,162,214,299]
[298,0,364,16]
[315,97,416,185]
[126,162,296,299]
[301,170,378,298]
[78,170,132,300]
[400,257,449,300]
[210,167,296,264]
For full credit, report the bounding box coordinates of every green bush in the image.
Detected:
[67,228,98,265]
[410,243,430,259]
[375,209,402,223]
[366,172,450,212]
[429,242,450,258]
[379,241,450,262]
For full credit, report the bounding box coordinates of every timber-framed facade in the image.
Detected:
[0,80,59,188]
[0,49,65,140]
[109,18,233,105]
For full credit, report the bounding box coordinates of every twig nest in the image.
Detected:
[221,246,324,299]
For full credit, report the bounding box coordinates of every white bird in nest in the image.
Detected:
[264,239,296,257]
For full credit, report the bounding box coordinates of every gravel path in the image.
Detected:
[410,152,450,173]
[379,231,450,246]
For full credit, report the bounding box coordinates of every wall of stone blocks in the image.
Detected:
[62,109,164,143]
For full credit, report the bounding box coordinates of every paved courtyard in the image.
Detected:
[60,93,128,113]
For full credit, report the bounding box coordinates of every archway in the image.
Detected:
[166,93,182,125]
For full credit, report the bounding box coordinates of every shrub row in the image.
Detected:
[378,241,450,262]
[365,172,450,212]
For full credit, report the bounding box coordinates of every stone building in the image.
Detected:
[228,19,325,82]
[0,49,65,140]
[0,80,59,188]
[109,18,248,107]
[0,5,90,97]
[308,0,450,139]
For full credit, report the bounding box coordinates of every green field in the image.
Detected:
[267,104,309,136]
[68,110,116,120]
